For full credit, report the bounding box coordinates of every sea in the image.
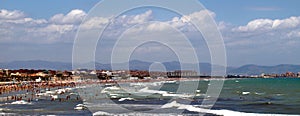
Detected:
[0,78,299,116]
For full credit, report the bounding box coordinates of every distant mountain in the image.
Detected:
[1,60,299,75]
[96,60,220,74]
[0,60,218,74]
[228,64,300,75]
[0,60,72,70]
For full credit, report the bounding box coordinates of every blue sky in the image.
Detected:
[1,0,300,24]
[202,0,300,25]
[1,0,300,66]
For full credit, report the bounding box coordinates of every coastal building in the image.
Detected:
[0,69,4,79]
[167,70,198,78]
[36,72,50,77]
[129,77,139,80]
[89,70,97,75]
[130,70,149,78]
[149,71,167,78]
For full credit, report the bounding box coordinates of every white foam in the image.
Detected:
[101,86,122,93]
[56,90,65,94]
[74,106,85,110]
[93,111,178,116]
[76,85,87,89]
[161,101,178,109]
[139,87,194,98]
[51,95,58,99]
[139,87,168,94]
[130,83,143,87]
[164,80,178,84]
[74,104,87,110]
[162,93,193,98]
[46,90,56,94]
[161,101,297,116]
[255,92,265,95]
[11,100,32,105]
[203,79,209,81]
[76,104,86,107]
[118,97,135,101]
[242,91,250,95]
[110,96,118,98]
[0,113,17,115]
[93,111,111,115]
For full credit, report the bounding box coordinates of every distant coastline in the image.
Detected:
[1,60,300,75]
[1,68,300,83]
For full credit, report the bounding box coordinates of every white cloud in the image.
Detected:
[233,16,300,32]
[1,8,300,55]
[111,10,153,26]
[40,24,74,33]
[222,15,300,65]
[0,18,47,25]
[181,10,216,23]
[234,19,273,32]
[50,9,86,24]
[2,8,300,65]
[272,16,300,29]
[0,9,81,43]
[287,30,300,38]
[168,10,215,31]
[127,10,152,24]
[0,9,25,19]
[80,17,109,30]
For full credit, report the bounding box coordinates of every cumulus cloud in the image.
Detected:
[0,9,25,19]
[1,8,300,54]
[0,9,80,43]
[0,8,219,44]
[2,8,300,65]
[50,9,87,24]
[167,10,215,31]
[80,17,109,30]
[230,17,300,48]
[228,16,300,51]
[233,16,300,32]
[127,10,153,24]
[111,10,153,26]
[287,30,300,38]
[223,15,300,65]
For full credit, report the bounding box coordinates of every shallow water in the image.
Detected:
[0,78,299,115]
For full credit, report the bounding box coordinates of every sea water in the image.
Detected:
[0,78,299,115]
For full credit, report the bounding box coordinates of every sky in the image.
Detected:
[0,0,300,67]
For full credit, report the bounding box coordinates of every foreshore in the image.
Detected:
[0,77,224,94]
[0,81,77,102]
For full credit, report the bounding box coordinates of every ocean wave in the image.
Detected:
[93,111,111,115]
[0,112,17,115]
[118,97,135,102]
[93,111,180,116]
[254,92,265,95]
[242,91,250,95]
[74,104,87,110]
[139,87,194,98]
[139,87,168,95]
[130,81,163,87]
[10,100,32,105]
[161,101,297,116]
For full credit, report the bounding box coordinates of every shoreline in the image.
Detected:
[1,77,299,95]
